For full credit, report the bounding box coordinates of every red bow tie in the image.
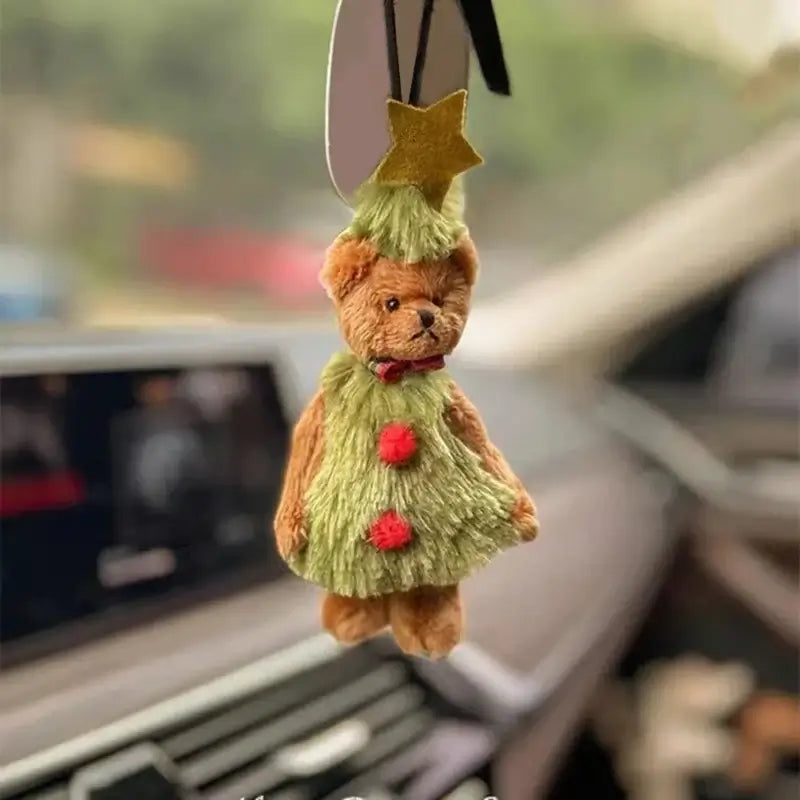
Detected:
[373,355,446,383]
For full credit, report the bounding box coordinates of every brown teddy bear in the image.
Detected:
[273,90,538,658]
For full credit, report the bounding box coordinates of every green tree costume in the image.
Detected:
[287,351,520,598]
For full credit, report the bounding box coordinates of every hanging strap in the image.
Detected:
[456,0,511,96]
[408,0,436,106]
[383,0,511,106]
[383,0,403,100]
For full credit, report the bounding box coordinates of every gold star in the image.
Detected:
[374,89,483,207]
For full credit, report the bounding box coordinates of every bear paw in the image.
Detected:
[389,586,462,659]
[322,594,388,644]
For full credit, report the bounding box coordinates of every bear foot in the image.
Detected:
[389,585,462,658]
[322,593,389,644]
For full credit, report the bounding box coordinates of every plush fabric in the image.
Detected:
[344,182,466,264]
[388,584,462,658]
[287,351,519,598]
[369,510,413,550]
[321,593,388,644]
[377,422,417,464]
[320,585,462,659]
[273,388,325,560]
[445,384,538,541]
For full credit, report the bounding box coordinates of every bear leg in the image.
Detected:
[322,592,389,644]
[389,584,462,658]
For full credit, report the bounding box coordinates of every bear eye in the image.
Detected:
[385,297,400,312]
[432,294,444,307]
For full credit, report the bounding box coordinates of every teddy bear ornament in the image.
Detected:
[274,0,538,658]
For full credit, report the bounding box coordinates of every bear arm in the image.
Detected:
[444,383,539,541]
[273,388,326,559]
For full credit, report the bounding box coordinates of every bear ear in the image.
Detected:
[319,236,379,301]
[449,235,479,287]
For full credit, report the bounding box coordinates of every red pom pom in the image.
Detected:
[378,422,417,465]
[369,510,413,550]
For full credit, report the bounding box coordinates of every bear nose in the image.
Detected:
[417,309,435,329]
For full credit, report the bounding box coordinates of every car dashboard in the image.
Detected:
[0,325,675,800]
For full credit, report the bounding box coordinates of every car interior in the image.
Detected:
[1,232,797,800]
[1,2,798,799]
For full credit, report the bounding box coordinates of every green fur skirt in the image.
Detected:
[286,352,520,598]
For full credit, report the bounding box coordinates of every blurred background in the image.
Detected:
[0,2,799,800]
[1,0,797,323]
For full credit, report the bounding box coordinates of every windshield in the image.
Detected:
[1,0,797,326]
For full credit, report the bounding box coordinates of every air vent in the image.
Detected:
[1,638,496,800]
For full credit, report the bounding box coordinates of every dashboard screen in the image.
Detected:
[0,363,290,660]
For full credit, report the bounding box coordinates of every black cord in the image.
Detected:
[456,0,510,96]
[383,0,402,100]
[408,0,435,106]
